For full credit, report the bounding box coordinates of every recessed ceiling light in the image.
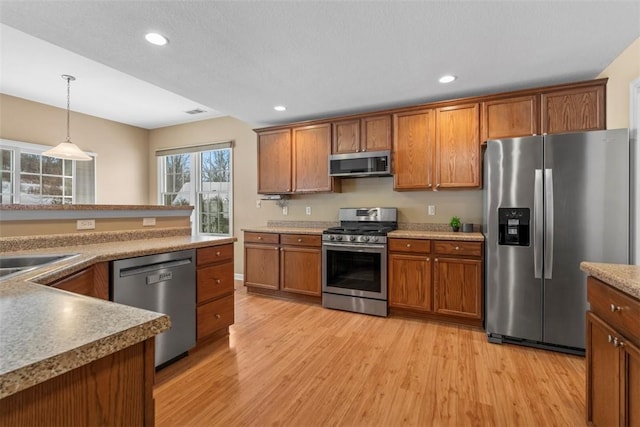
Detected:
[145,32,168,46]
[439,75,457,84]
[274,105,286,112]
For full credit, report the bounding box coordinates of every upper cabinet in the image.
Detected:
[435,103,481,189]
[332,114,391,154]
[481,95,538,142]
[257,129,292,194]
[393,109,435,190]
[541,83,605,134]
[292,124,335,193]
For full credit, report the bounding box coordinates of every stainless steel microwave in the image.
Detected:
[328,150,391,178]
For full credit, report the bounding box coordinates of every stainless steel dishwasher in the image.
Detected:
[112,249,196,367]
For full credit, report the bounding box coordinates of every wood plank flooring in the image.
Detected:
[155,283,585,426]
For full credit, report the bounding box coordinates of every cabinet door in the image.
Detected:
[292,124,332,192]
[280,246,321,296]
[586,312,621,427]
[244,243,280,290]
[50,262,109,300]
[332,119,360,154]
[388,253,432,312]
[433,257,482,319]
[393,109,435,190]
[361,115,391,152]
[481,96,538,142]
[257,129,292,193]
[435,103,481,189]
[541,84,605,134]
[624,337,640,427]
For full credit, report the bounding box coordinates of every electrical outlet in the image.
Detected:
[428,205,436,216]
[305,206,312,215]
[256,200,261,208]
[143,217,156,226]
[282,206,288,215]
[77,219,95,230]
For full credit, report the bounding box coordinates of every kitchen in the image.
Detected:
[1,1,640,426]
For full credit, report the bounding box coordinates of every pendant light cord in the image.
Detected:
[62,74,75,143]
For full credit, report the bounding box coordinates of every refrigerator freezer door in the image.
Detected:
[543,129,629,349]
[484,136,544,342]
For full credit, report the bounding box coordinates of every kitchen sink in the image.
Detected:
[0,254,78,280]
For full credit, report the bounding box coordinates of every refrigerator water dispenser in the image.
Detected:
[498,208,530,246]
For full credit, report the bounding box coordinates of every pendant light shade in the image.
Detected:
[42,75,92,161]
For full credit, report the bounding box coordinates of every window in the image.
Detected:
[157,142,232,236]
[0,139,96,204]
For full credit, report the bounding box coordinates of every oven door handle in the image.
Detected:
[322,243,386,251]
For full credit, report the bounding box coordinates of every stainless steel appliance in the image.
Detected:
[328,150,391,178]
[322,207,397,317]
[483,129,630,353]
[112,249,196,367]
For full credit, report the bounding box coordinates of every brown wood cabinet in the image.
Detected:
[196,244,234,343]
[244,232,322,299]
[332,115,391,154]
[292,124,334,192]
[435,103,481,189]
[541,83,605,134]
[388,238,432,312]
[481,95,538,142]
[586,276,640,426]
[393,109,435,190]
[49,262,109,300]
[257,129,292,194]
[433,241,483,320]
[0,339,156,427]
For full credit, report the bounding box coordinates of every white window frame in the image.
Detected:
[157,141,233,237]
[0,138,97,204]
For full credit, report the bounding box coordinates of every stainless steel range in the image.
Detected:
[322,207,397,317]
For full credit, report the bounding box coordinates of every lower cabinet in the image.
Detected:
[586,276,640,426]
[244,232,321,299]
[48,262,109,300]
[388,238,483,326]
[196,244,235,344]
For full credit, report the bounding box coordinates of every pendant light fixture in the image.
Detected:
[42,74,92,161]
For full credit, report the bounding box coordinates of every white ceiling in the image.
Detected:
[0,1,639,130]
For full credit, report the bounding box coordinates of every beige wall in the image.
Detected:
[598,37,640,128]
[0,94,150,204]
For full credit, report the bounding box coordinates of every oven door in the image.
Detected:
[322,242,387,300]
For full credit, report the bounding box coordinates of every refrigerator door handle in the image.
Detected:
[534,169,543,279]
[544,169,554,279]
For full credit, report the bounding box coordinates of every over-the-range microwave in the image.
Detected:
[328,150,391,178]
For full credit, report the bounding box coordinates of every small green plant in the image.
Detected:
[449,216,461,230]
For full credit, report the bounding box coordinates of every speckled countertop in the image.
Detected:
[0,234,236,399]
[580,262,640,300]
[242,226,326,235]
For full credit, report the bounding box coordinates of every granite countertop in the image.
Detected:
[0,234,236,399]
[580,262,640,300]
[389,230,485,242]
[242,226,325,235]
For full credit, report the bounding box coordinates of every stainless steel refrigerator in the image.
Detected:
[483,129,630,353]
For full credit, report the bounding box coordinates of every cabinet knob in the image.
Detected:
[216,279,221,284]
[362,148,366,152]
[610,304,622,312]
[406,243,411,248]
[215,314,221,319]
[455,246,460,250]
[257,236,263,240]
[216,251,221,256]
[435,258,439,262]
[426,257,430,261]
[297,238,302,242]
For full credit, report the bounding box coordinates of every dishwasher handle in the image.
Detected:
[118,258,192,279]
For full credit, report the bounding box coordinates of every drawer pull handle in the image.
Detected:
[455,246,460,250]
[215,314,221,319]
[297,238,302,242]
[610,304,622,312]
[257,236,263,240]
[608,335,625,348]
[407,244,411,248]
[216,251,221,256]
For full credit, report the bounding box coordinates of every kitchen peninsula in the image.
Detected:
[0,204,236,426]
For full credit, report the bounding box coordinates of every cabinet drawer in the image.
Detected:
[197,244,234,266]
[588,276,640,342]
[245,232,279,244]
[434,241,482,257]
[197,294,234,339]
[197,262,234,303]
[388,238,430,254]
[280,233,321,247]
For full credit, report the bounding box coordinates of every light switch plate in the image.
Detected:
[306,206,312,215]
[428,205,436,216]
[282,206,288,215]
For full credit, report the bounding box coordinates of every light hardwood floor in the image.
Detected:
[155,283,585,426]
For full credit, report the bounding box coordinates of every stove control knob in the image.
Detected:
[349,236,356,242]
[329,235,335,241]
[362,236,370,242]
[336,235,342,241]
[371,236,378,242]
